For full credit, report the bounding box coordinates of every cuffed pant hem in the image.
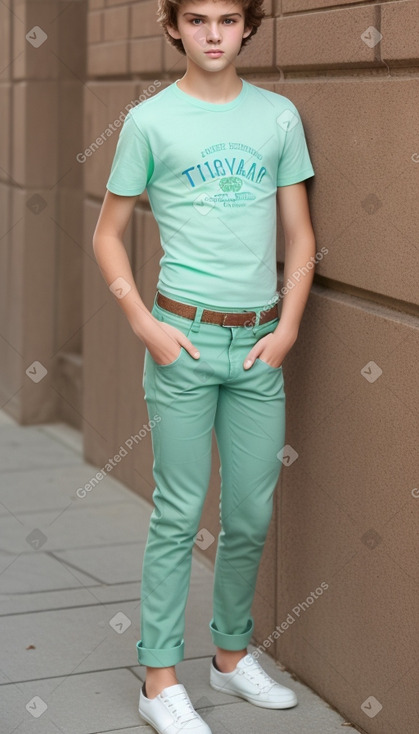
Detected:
[136,638,184,667]
[209,616,254,650]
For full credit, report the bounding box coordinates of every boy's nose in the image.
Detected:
[205,23,222,42]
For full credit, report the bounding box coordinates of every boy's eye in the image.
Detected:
[189,18,237,25]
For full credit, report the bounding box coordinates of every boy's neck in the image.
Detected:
[176,64,243,104]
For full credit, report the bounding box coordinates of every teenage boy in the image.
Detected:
[93,0,316,731]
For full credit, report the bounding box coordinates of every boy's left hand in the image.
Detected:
[243,328,297,370]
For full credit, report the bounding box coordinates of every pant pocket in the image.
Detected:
[252,318,283,370]
[151,344,188,369]
[149,303,195,368]
[254,356,283,371]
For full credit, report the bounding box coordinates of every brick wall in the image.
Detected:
[0,0,87,424]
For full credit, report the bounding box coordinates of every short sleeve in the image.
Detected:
[276,104,315,187]
[106,111,154,196]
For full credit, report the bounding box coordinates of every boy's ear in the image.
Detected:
[166,23,181,40]
[242,25,252,40]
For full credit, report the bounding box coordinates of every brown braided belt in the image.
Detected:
[156,292,279,328]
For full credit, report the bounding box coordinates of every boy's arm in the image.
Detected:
[275,180,316,336]
[92,190,146,327]
[244,181,316,369]
[92,190,200,363]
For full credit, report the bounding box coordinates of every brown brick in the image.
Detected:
[135,78,167,105]
[57,1,87,80]
[12,81,59,187]
[13,0,59,80]
[87,41,128,75]
[282,0,362,11]
[106,0,136,5]
[236,17,274,70]
[129,37,163,74]
[55,187,84,354]
[88,11,103,44]
[0,84,11,183]
[103,4,129,42]
[276,6,378,69]
[0,182,10,244]
[131,0,162,38]
[275,77,419,306]
[262,0,273,16]
[83,82,137,198]
[163,38,187,73]
[0,2,11,81]
[82,200,119,461]
[10,186,58,422]
[381,0,419,65]
[14,0,86,81]
[0,183,11,394]
[59,80,85,190]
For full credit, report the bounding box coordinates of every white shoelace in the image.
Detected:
[238,656,276,693]
[162,688,199,725]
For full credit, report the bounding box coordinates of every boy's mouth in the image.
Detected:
[205,50,224,56]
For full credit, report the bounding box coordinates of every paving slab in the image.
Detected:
[0,411,18,427]
[52,542,147,585]
[100,729,150,733]
[0,465,141,517]
[0,426,82,472]
[0,668,151,734]
[0,600,141,682]
[0,503,152,554]
[0,580,216,683]
[0,551,96,593]
[53,542,214,586]
[0,581,141,616]
[0,555,212,616]
[202,698,350,734]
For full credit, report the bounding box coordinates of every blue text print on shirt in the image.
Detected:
[181,157,267,188]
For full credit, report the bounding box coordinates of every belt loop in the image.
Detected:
[252,308,261,335]
[191,305,204,332]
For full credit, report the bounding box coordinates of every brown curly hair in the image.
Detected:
[156,0,265,56]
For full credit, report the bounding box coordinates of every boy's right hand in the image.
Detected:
[133,316,200,366]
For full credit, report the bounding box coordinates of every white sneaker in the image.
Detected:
[210,653,298,709]
[138,681,212,733]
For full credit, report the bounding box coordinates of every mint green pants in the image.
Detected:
[137,292,286,667]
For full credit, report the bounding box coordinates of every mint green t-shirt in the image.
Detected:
[106,78,315,309]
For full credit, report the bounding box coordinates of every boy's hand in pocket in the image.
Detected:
[243,326,297,370]
[136,317,200,366]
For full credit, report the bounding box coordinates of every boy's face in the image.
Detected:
[167,0,252,72]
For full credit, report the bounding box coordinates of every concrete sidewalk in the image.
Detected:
[0,409,355,734]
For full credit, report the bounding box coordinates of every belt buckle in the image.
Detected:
[221,311,256,327]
